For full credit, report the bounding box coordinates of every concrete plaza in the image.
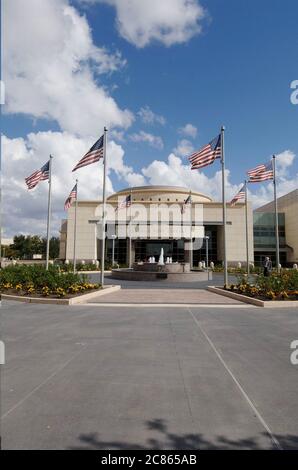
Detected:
[1,279,298,450]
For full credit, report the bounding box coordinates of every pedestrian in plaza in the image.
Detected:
[263,256,272,277]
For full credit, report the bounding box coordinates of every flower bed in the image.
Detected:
[0,265,101,299]
[226,270,298,301]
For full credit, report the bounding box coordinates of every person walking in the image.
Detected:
[263,256,272,277]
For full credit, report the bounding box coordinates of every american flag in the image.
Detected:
[64,183,78,211]
[115,194,132,211]
[189,134,221,170]
[25,160,50,190]
[181,194,192,214]
[247,162,267,177]
[72,135,104,172]
[247,161,273,183]
[230,185,245,206]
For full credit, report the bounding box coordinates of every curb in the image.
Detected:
[1,285,121,306]
[207,286,298,308]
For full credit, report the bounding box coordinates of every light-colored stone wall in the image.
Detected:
[204,203,254,264]
[62,186,254,264]
[65,202,99,261]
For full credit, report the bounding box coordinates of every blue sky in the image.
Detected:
[2,0,298,235]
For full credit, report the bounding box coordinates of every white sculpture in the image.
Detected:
[198,261,203,270]
[158,248,165,265]
[237,262,242,269]
[293,264,298,270]
[210,261,214,270]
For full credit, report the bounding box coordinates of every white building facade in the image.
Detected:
[60,185,254,266]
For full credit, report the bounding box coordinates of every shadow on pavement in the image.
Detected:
[69,418,298,450]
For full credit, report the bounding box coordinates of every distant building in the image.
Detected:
[60,185,254,266]
[254,189,298,266]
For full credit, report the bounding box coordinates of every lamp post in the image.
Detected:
[111,234,117,267]
[205,236,210,281]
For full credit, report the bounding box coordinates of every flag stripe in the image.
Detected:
[181,194,192,214]
[115,194,132,211]
[230,186,245,206]
[25,161,50,190]
[64,184,78,210]
[189,134,221,170]
[72,135,104,172]
[247,161,274,183]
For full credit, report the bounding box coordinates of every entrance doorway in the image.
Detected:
[134,239,184,262]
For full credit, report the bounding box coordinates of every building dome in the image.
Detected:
[107,185,213,204]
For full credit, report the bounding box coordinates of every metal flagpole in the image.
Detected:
[129,188,132,268]
[272,155,280,272]
[101,128,108,286]
[46,155,53,270]
[244,180,250,276]
[190,190,193,270]
[221,126,228,286]
[73,179,78,273]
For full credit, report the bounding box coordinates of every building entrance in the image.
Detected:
[134,239,185,262]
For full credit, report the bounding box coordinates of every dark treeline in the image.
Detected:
[2,235,60,260]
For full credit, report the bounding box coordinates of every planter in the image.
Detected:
[207,286,298,308]
[1,285,121,305]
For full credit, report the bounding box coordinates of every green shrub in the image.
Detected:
[0,265,101,298]
[236,269,298,299]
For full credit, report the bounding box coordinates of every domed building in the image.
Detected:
[59,185,254,266]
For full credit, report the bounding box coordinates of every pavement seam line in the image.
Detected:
[1,346,87,421]
[187,307,283,451]
[168,314,196,430]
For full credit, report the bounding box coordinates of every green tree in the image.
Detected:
[41,237,60,259]
[10,235,59,259]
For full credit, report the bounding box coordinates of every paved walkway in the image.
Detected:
[89,288,242,305]
[2,301,298,449]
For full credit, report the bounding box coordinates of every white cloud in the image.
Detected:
[173,139,194,157]
[142,153,240,201]
[2,132,142,236]
[179,123,198,138]
[138,106,166,125]
[130,131,164,149]
[249,150,298,208]
[141,151,298,207]
[3,0,134,136]
[275,150,295,177]
[87,0,206,47]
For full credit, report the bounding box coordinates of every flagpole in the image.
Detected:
[73,179,78,273]
[101,128,108,286]
[244,180,250,276]
[190,190,193,270]
[129,188,132,268]
[221,126,228,286]
[272,155,280,272]
[46,155,53,270]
